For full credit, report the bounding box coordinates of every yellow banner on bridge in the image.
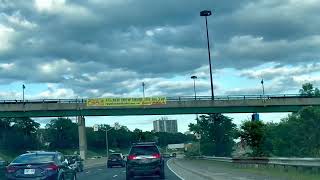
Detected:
[86,97,167,107]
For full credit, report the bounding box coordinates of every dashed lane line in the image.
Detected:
[113,175,118,178]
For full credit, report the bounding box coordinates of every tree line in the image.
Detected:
[188,83,320,157]
[0,117,194,155]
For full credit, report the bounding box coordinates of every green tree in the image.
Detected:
[0,117,40,151]
[299,83,320,96]
[12,117,40,136]
[0,118,13,146]
[86,126,107,150]
[44,118,78,149]
[155,132,193,147]
[189,114,237,156]
[240,121,267,156]
[268,107,320,157]
[132,128,143,142]
[87,124,133,150]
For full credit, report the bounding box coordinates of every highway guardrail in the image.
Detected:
[197,156,320,171]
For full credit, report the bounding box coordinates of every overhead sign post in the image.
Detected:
[93,124,99,132]
[114,122,121,130]
[195,133,201,140]
[86,97,167,107]
[195,133,202,156]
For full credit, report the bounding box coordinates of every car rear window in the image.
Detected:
[110,154,121,158]
[12,154,55,164]
[130,146,159,155]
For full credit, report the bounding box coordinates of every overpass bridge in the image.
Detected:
[0,95,320,117]
[2,94,320,160]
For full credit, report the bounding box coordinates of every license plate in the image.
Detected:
[112,159,116,161]
[140,159,149,163]
[24,169,35,175]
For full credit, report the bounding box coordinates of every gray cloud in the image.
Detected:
[224,74,320,95]
[241,63,320,80]
[0,0,319,97]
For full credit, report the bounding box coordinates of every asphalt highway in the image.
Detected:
[78,159,181,180]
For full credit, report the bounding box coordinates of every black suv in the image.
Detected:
[5,152,76,180]
[126,142,164,180]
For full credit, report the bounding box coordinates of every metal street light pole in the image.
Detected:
[142,82,145,98]
[106,128,109,158]
[22,84,25,103]
[261,79,265,95]
[191,75,198,120]
[200,10,214,100]
[191,76,197,100]
[106,123,120,158]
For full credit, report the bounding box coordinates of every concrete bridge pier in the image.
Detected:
[78,116,87,160]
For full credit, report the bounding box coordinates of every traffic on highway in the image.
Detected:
[2,142,182,180]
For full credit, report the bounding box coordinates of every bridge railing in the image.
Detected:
[0,99,84,104]
[166,94,308,101]
[0,94,316,104]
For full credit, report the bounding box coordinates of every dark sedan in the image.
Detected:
[107,153,125,168]
[0,158,8,179]
[5,152,76,180]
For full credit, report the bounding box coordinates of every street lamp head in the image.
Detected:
[191,75,198,79]
[200,10,212,16]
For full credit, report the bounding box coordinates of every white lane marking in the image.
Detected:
[113,175,118,178]
[122,170,126,173]
[98,169,103,171]
[167,159,185,180]
[85,171,90,174]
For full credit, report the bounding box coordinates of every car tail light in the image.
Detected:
[128,155,137,160]
[152,153,161,159]
[46,164,59,171]
[6,166,17,173]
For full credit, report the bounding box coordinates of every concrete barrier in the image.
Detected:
[197,156,320,173]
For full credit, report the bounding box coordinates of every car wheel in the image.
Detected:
[159,165,165,179]
[126,171,132,180]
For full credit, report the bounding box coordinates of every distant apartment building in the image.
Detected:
[153,119,178,133]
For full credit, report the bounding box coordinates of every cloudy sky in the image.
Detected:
[1,0,319,132]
